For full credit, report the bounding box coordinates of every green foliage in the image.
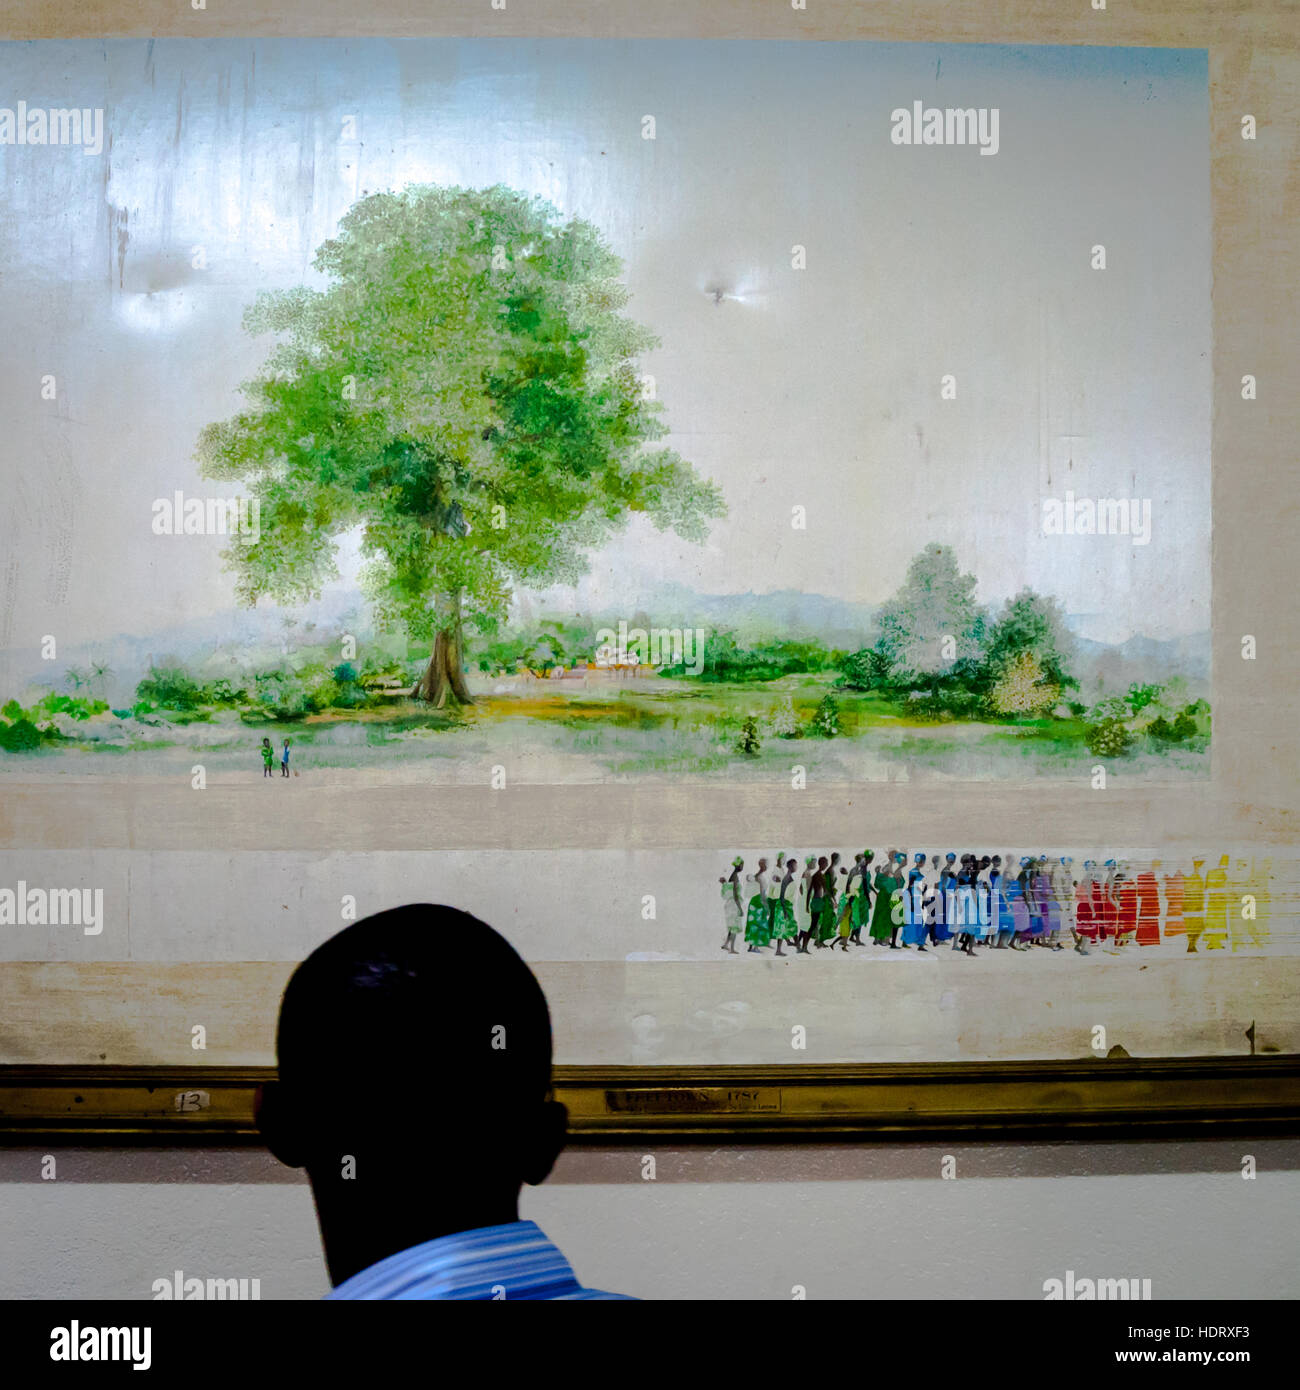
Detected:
[910,688,984,721]
[1148,706,1204,744]
[135,665,207,712]
[475,617,601,675]
[810,693,841,737]
[35,693,108,720]
[329,662,370,709]
[250,667,348,721]
[667,629,837,683]
[205,678,247,706]
[736,716,762,756]
[1172,709,1199,740]
[0,692,109,730]
[1126,681,1164,714]
[1088,694,1132,723]
[0,718,42,751]
[983,588,1076,691]
[197,183,725,657]
[836,647,896,692]
[1085,717,1132,758]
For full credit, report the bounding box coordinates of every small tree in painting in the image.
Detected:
[737,716,762,757]
[810,694,841,737]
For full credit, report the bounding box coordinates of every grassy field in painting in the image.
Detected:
[0,672,1209,783]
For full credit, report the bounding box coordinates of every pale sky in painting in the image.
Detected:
[0,39,1209,650]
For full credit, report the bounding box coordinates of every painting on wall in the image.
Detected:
[0,37,1212,787]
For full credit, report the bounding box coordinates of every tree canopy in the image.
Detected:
[198,183,725,702]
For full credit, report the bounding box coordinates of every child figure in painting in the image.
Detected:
[281,738,292,777]
[719,857,744,954]
[260,736,275,778]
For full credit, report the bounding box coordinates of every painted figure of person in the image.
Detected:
[260,736,275,777]
[1135,861,1161,946]
[836,854,862,952]
[1162,860,1185,942]
[796,856,817,953]
[869,854,897,947]
[769,855,797,958]
[1074,861,1098,953]
[989,856,1011,949]
[1203,854,1230,950]
[719,856,744,953]
[849,851,874,946]
[1182,857,1207,952]
[1114,867,1138,947]
[817,852,842,946]
[807,856,831,952]
[903,853,929,950]
[744,858,771,953]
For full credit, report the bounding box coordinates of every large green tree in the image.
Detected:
[198,184,725,705]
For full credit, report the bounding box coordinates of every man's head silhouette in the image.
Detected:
[258,904,567,1286]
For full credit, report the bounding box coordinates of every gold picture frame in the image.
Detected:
[1,1057,1297,1144]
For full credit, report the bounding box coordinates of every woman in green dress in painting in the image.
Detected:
[817,851,842,945]
[769,855,796,957]
[835,854,862,952]
[744,857,772,952]
[870,852,899,946]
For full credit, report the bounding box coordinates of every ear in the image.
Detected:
[521,1099,569,1187]
[256,1081,307,1169]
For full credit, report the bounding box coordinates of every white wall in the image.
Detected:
[1,1141,1296,1300]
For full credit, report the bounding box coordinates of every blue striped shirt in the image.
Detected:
[324,1220,634,1300]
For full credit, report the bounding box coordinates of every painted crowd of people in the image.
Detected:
[718,851,1274,959]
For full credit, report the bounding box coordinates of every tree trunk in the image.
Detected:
[411,591,474,707]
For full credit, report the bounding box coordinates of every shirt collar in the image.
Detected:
[325,1220,585,1301]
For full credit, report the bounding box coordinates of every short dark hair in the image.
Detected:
[276,905,553,1117]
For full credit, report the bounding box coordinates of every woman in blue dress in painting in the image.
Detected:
[903,853,929,950]
[1007,860,1031,949]
[1026,856,1048,944]
[934,853,956,945]
[973,855,992,947]
[990,855,1015,948]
